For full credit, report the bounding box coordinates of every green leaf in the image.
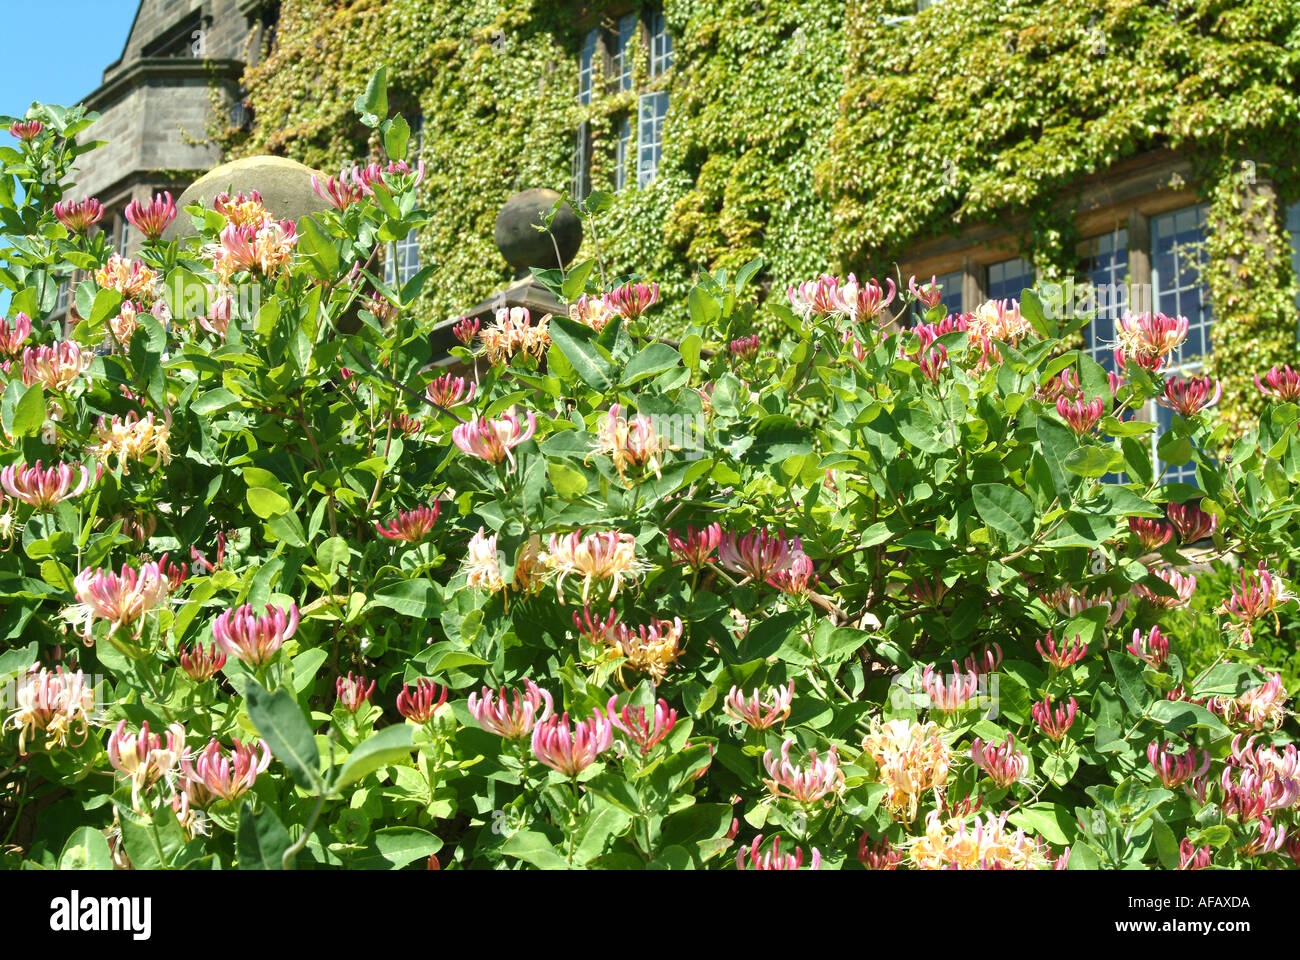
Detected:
[244,681,323,792]
[58,827,114,870]
[348,826,443,869]
[972,482,1034,545]
[334,724,416,789]
[237,801,291,869]
[500,829,569,870]
[622,342,680,385]
[382,115,410,160]
[1148,700,1230,738]
[369,579,441,618]
[548,460,588,498]
[1065,446,1117,478]
[354,66,389,127]
[548,314,612,392]
[10,382,45,437]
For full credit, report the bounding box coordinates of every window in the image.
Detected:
[649,10,672,77]
[615,116,632,192]
[1080,228,1130,370]
[573,122,590,201]
[1151,204,1211,370]
[986,256,1034,303]
[117,217,132,257]
[54,277,70,315]
[385,231,420,288]
[1287,200,1300,319]
[637,92,668,187]
[578,29,598,105]
[408,113,425,158]
[613,13,638,92]
[913,269,963,321]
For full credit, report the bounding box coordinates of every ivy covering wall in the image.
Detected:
[226,0,1299,430]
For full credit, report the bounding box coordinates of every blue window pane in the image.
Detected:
[987,256,1034,303]
[1081,228,1129,372]
[1151,204,1211,370]
[616,14,637,92]
[649,10,672,77]
[1287,200,1300,322]
[615,115,632,192]
[578,29,598,105]
[384,230,420,287]
[637,91,667,187]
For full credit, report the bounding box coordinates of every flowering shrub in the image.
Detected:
[2,83,1299,871]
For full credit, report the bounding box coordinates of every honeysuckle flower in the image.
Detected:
[762,737,844,804]
[909,810,1050,870]
[723,680,795,731]
[0,460,90,509]
[530,710,614,777]
[181,738,271,806]
[605,281,660,319]
[862,718,951,821]
[109,300,143,347]
[858,835,902,869]
[1038,368,1083,404]
[1134,565,1197,610]
[908,274,942,309]
[1049,585,1128,627]
[1128,516,1174,552]
[666,523,723,569]
[922,664,979,712]
[1221,561,1295,630]
[606,695,677,755]
[842,331,867,363]
[835,274,896,324]
[336,672,376,714]
[970,734,1027,787]
[718,529,795,582]
[211,602,299,668]
[69,561,168,644]
[1114,310,1188,368]
[1240,816,1287,858]
[729,334,760,361]
[212,189,274,227]
[364,295,398,328]
[478,306,550,363]
[375,503,440,542]
[767,552,817,598]
[124,191,176,241]
[542,529,645,604]
[199,284,234,338]
[962,643,1003,676]
[605,616,684,684]
[208,219,298,283]
[1037,630,1088,668]
[20,341,91,391]
[1167,503,1216,543]
[1178,839,1212,870]
[3,666,95,753]
[397,679,449,724]
[572,604,619,643]
[451,315,480,346]
[1056,395,1105,435]
[425,372,476,408]
[969,298,1033,345]
[108,720,186,812]
[463,526,507,593]
[906,575,948,606]
[1032,695,1077,741]
[1127,626,1170,668]
[0,311,31,360]
[177,642,226,681]
[1254,364,1300,402]
[591,404,670,481]
[451,410,536,468]
[352,158,425,193]
[118,510,157,549]
[468,679,554,739]
[567,292,615,332]
[87,409,172,472]
[737,835,821,870]
[918,345,948,381]
[1147,740,1210,788]
[788,274,843,318]
[1230,673,1288,731]
[9,119,43,141]
[311,172,366,210]
[94,254,158,302]
[53,197,103,234]
[1158,375,1222,417]
[391,412,422,437]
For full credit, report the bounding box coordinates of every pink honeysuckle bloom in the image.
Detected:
[1127,625,1170,669]
[21,340,91,391]
[718,529,795,582]
[124,191,177,241]
[208,219,298,283]
[605,281,660,319]
[572,604,619,643]
[425,372,476,408]
[1049,585,1128,627]
[53,197,104,234]
[567,292,614,332]
[767,552,817,598]
[467,679,554,739]
[921,664,979,712]
[834,274,896,324]
[605,695,676,755]
[970,734,1027,788]
[1036,630,1088,668]
[1158,375,1222,418]
[906,575,948,606]
[1178,838,1212,870]
[451,315,480,346]
[1135,565,1197,610]
[1254,364,1300,402]
[842,331,867,363]
[391,412,422,437]
[1240,816,1287,858]
[530,710,614,777]
[70,561,169,644]
[723,680,795,731]
[311,173,366,211]
[1114,310,1189,367]
[605,616,684,683]
[737,835,821,871]
[908,274,943,309]
[10,120,43,141]
[1146,740,1210,789]
[859,835,902,870]
[1032,695,1077,741]
[375,503,440,542]
[451,410,536,469]
[961,642,1003,677]
[397,679,448,724]
[1167,503,1216,544]
[1128,516,1174,552]
[761,737,844,804]
[181,738,271,806]
[918,345,948,382]
[177,642,226,681]
[592,404,670,481]
[108,720,186,812]
[3,666,95,753]
[352,159,425,194]
[211,602,299,668]
[788,274,843,318]
[1056,395,1105,435]
[1038,368,1083,403]
[1220,563,1296,641]
[729,333,760,361]
[0,312,31,359]
[541,529,645,604]
[0,460,90,508]
[336,672,376,714]
[666,523,723,569]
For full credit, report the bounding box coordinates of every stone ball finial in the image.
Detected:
[494,188,583,277]
[163,155,332,241]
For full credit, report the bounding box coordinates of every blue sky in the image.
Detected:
[1,1,140,118]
